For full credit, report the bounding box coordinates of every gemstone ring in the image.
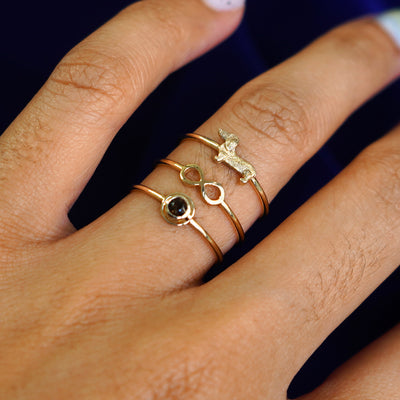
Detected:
[132,184,223,263]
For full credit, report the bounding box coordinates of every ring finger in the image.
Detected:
[64,12,400,293]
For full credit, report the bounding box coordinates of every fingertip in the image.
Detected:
[173,0,245,66]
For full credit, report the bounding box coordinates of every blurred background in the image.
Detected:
[1,0,400,397]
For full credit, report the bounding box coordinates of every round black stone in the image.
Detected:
[168,197,188,217]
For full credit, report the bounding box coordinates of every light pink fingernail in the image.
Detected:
[376,9,400,48]
[202,0,245,12]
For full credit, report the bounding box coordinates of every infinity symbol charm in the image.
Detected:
[180,164,225,206]
[159,158,245,242]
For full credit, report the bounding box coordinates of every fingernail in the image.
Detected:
[376,9,400,48]
[202,0,245,12]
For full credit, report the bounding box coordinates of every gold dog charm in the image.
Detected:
[215,129,256,184]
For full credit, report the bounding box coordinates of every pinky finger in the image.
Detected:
[298,324,400,400]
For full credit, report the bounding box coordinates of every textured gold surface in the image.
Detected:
[185,129,269,216]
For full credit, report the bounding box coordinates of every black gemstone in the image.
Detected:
[168,197,188,217]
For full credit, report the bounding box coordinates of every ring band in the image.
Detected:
[185,129,269,216]
[159,159,245,242]
[132,184,223,263]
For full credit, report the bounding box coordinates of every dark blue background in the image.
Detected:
[1,0,400,397]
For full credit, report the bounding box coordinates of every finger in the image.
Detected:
[202,123,400,386]
[299,324,400,400]
[73,13,400,292]
[0,0,243,239]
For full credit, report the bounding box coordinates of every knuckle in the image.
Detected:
[46,46,132,113]
[230,83,312,153]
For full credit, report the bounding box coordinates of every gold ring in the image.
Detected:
[185,129,269,216]
[159,159,245,242]
[132,184,223,263]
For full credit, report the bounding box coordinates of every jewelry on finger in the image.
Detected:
[185,129,269,216]
[158,159,245,242]
[132,184,223,263]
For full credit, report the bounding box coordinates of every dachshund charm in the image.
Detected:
[215,129,256,184]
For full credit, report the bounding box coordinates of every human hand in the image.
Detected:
[1,1,400,398]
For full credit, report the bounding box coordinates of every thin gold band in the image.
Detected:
[132,184,223,263]
[185,132,269,216]
[159,159,245,242]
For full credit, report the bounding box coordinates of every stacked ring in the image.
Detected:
[132,184,223,263]
[132,129,268,265]
[159,159,245,241]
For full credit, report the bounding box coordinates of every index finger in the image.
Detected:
[0,0,243,240]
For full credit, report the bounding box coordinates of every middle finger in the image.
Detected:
[69,13,400,292]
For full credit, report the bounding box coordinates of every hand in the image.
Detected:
[1,1,400,398]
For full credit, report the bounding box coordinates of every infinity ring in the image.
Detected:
[159,159,245,242]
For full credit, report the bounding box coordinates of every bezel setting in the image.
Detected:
[161,194,195,226]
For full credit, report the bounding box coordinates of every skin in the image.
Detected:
[0,0,400,398]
